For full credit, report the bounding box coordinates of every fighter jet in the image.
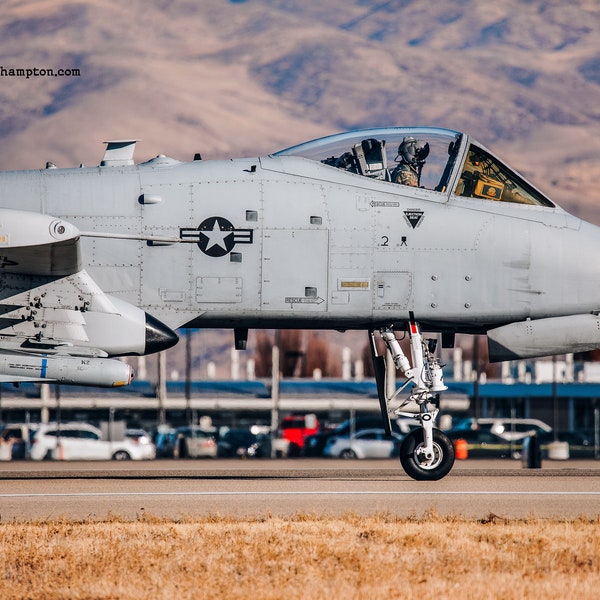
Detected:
[1,126,599,480]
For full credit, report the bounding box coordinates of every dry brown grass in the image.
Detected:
[0,512,598,599]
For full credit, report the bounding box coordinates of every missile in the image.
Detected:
[0,352,134,387]
[488,313,600,362]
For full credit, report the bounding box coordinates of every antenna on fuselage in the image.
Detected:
[101,140,139,167]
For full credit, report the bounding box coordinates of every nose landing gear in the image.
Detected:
[369,315,455,481]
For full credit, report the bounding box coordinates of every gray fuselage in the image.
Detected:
[2,150,598,337]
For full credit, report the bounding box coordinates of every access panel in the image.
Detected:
[261,229,329,312]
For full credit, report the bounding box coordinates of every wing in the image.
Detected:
[0,209,81,276]
[0,209,177,386]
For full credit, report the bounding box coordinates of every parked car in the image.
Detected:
[217,428,271,458]
[452,417,552,441]
[447,429,522,458]
[123,429,156,460]
[30,422,156,460]
[152,426,177,458]
[323,428,404,459]
[0,423,37,459]
[280,414,319,456]
[174,426,217,458]
[304,416,417,457]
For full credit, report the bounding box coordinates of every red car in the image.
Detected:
[281,415,319,456]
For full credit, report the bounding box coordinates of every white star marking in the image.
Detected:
[202,219,231,252]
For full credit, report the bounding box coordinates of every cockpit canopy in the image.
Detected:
[275,127,554,208]
[455,145,553,207]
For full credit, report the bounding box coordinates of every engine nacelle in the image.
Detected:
[0,352,134,387]
[487,314,600,362]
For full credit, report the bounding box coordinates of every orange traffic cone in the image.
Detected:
[455,438,468,460]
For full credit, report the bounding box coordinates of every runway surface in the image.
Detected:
[0,459,599,521]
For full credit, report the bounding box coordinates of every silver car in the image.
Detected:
[174,426,217,458]
[453,418,552,441]
[323,429,404,459]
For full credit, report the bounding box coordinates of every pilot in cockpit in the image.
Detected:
[391,137,430,187]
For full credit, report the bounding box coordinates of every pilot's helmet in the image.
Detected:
[397,137,430,166]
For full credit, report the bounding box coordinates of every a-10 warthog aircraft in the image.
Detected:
[1,126,598,479]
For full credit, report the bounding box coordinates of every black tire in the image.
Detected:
[340,449,357,459]
[112,450,131,461]
[287,443,301,457]
[399,428,455,481]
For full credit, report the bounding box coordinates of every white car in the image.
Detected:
[123,429,157,460]
[323,429,404,459]
[30,423,156,460]
[454,418,552,441]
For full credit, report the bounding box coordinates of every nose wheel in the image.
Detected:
[369,314,455,480]
[400,427,455,481]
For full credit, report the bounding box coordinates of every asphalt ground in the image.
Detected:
[0,458,598,521]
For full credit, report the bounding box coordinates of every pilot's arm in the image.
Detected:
[391,163,418,187]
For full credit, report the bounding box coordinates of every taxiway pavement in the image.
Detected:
[0,459,598,521]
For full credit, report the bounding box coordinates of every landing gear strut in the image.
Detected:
[369,315,455,480]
